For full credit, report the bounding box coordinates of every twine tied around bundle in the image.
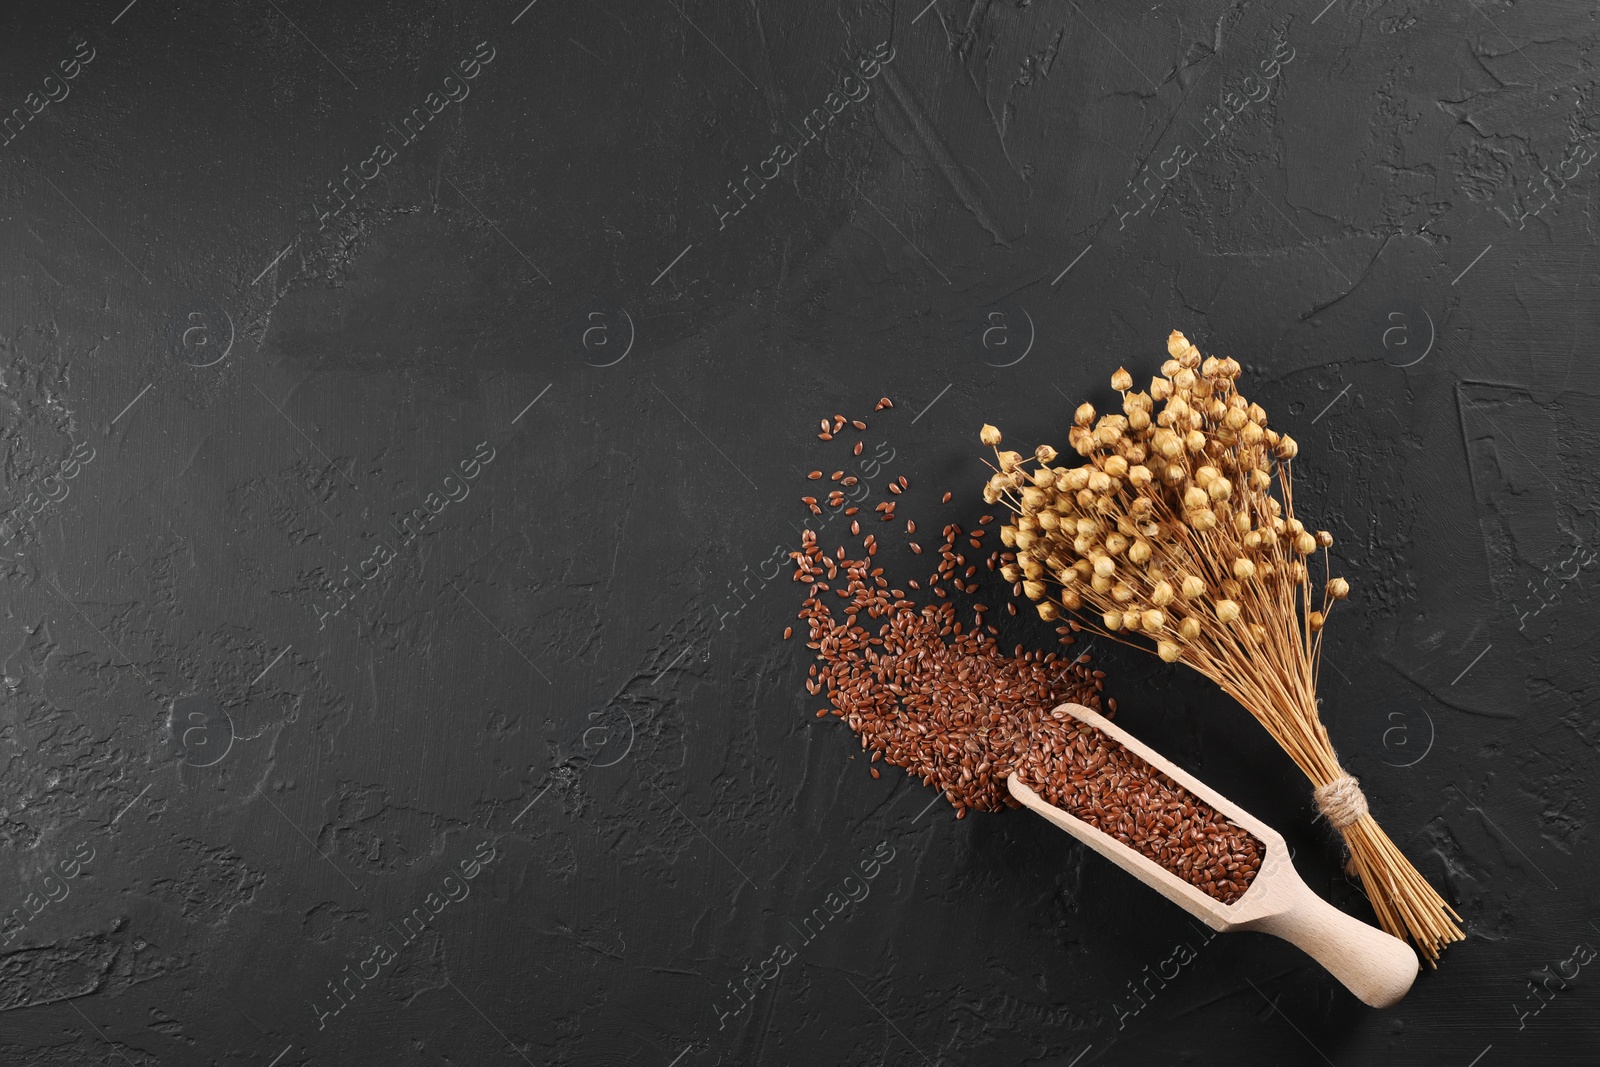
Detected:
[1313,773,1369,830]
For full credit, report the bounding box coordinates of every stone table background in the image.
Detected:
[1,1,1596,1064]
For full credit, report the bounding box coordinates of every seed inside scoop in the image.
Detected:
[1016,716,1263,904]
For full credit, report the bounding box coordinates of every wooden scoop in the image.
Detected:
[1007,703,1418,1008]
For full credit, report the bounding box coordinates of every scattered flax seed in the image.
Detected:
[802,496,817,505]
[853,420,867,431]
[845,507,859,515]
[820,419,830,433]
[819,432,833,441]
[910,543,922,553]
[888,483,902,495]
[808,471,823,480]
[942,491,953,503]
[784,627,793,639]
[906,520,916,534]
[851,520,861,535]
[898,476,908,489]
[875,397,893,411]
[789,464,1261,903]
[831,471,844,481]
[842,476,858,486]
[854,441,864,456]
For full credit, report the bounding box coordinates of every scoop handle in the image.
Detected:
[1246,874,1419,1008]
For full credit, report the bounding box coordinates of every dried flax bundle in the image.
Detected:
[981,330,1463,963]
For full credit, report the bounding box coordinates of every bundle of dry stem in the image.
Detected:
[981,330,1463,963]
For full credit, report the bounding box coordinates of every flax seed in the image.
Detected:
[790,460,1261,906]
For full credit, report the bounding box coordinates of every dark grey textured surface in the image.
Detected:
[1,1,1597,1064]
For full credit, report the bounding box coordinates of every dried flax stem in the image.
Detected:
[981,330,1464,963]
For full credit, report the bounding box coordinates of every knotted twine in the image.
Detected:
[1313,772,1369,830]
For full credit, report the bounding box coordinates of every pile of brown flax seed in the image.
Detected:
[788,402,1264,904]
